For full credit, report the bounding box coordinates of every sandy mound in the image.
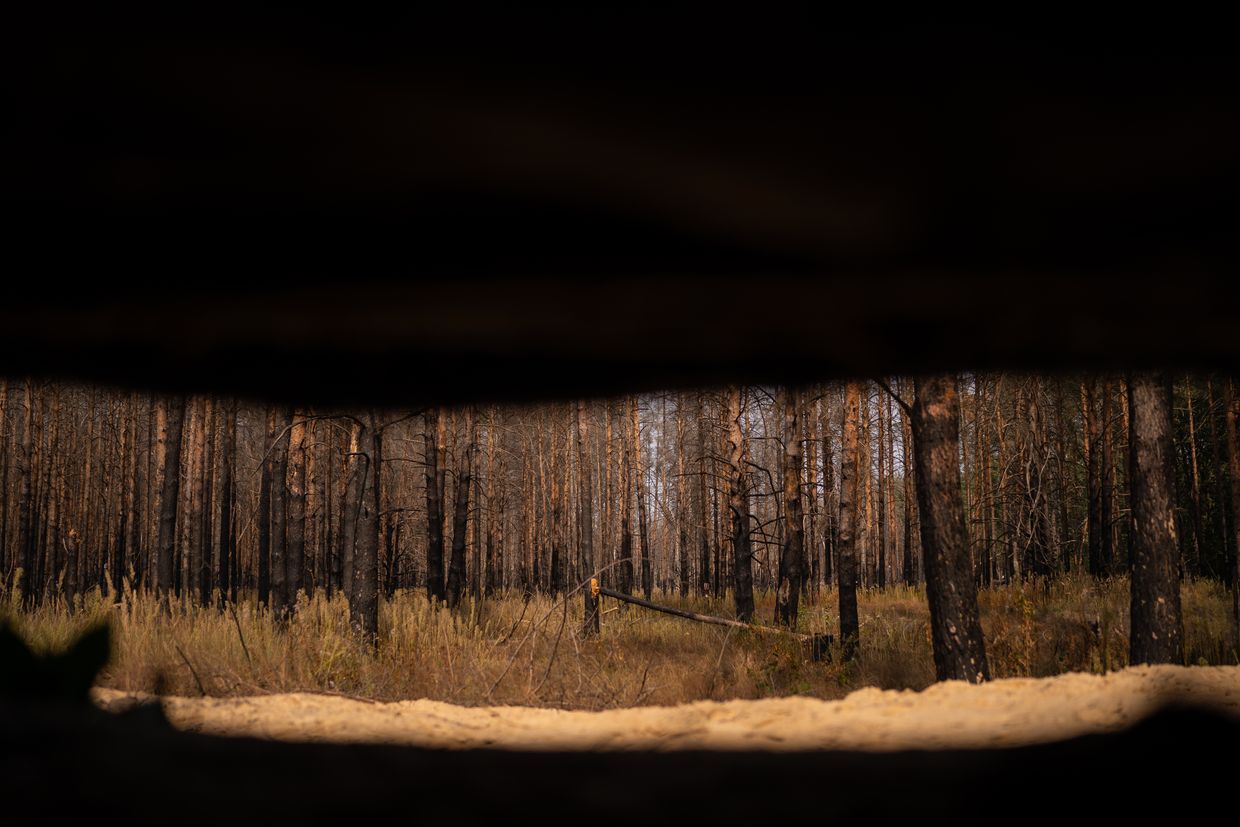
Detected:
[93,665,1240,751]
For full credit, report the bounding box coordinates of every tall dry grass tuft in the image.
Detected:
[3,575,1235,709]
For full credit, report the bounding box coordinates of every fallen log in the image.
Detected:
[593,579,832,661]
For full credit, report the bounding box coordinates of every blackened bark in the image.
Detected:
[286,414,306,615]
[912,375,990,683]
[776,387,804,628]
[838,381,861,660]
[1224,379,1240,649]
[727,386,754,622]
[632,396,651,600]
[350,415,379,643]
[1127,372,1184,665]
[424,409,445,603]
[340,420,362,601]
[216,400,236,609]
[270,407,291,618]
[257,406,275,607]
[577,400,599,636]
[446,410,473,611]
[156,396,187,605]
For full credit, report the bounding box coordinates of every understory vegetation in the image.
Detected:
[5,576,1235,710]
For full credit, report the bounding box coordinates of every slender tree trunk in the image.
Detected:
[677,393,690,597]
[424,409,446,603]
[446,408,474,610]
[156,396,187,606]
[1127,372,1184,665]
[340,420,362,602]
[1207,379,1233,589]
[286,413,306,614]
[350,414,379,643]
[1223,378,1240,650]
[776,387,804,627]
[258,406,275,607]
[216,400,236,609]
[577,400,599,635]
[912,375,990,683]
[697,393,712,596]
[901,378,918,586]
[632,395,651,600]
[726,386,754,621]
[838,381,861,659]
[271,408,291,618]
[1184,381,1204,578]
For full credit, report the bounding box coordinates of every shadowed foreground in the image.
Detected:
[2,699,1234,825]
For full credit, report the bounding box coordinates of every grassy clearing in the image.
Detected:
[4,577,1236,710]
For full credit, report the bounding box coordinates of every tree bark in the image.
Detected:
[286,413,306,614]
[912,375,990,683]
[424,408,446,603]
[350,414,379,643]
[776,387,804,627]
[1127,372,1184,665]
[838,381,861,660]
[446,408,474,610]
[216,399,236,609]
[156,395,187,606]
[632,395,651,600]
[577,400,599,636]
[258,406,275,607]
[726,386,754,621]
[271,407,291,618]
[1224,378,1240,650]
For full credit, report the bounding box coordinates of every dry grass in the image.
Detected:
[4,577,1236,710]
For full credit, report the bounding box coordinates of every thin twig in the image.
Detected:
[173,642,206,697]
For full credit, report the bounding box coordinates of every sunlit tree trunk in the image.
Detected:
[838,381,861,659]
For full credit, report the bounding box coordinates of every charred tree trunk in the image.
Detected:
[424,409,446,603]
[838,381,861,660]
[696,393,712,596]
[216,400,236,609]
[577,400,599,636]
[912,375,990,683]
[155,396,187,606]
[632,396,651,600]
[1127,372,1184,665]
[16,381,36,607]
[257,406,275,608]
[270,408,291,618]
[1224,379,1240,649]
[350,414,379,644]
[726,386,754,622]
[340,420,362,602]
[776,387,804,628]
[446,409,473,611]
[286,414,306,615]
[677,393,690,597]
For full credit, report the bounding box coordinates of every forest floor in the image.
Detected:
[94,664,1240,750]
